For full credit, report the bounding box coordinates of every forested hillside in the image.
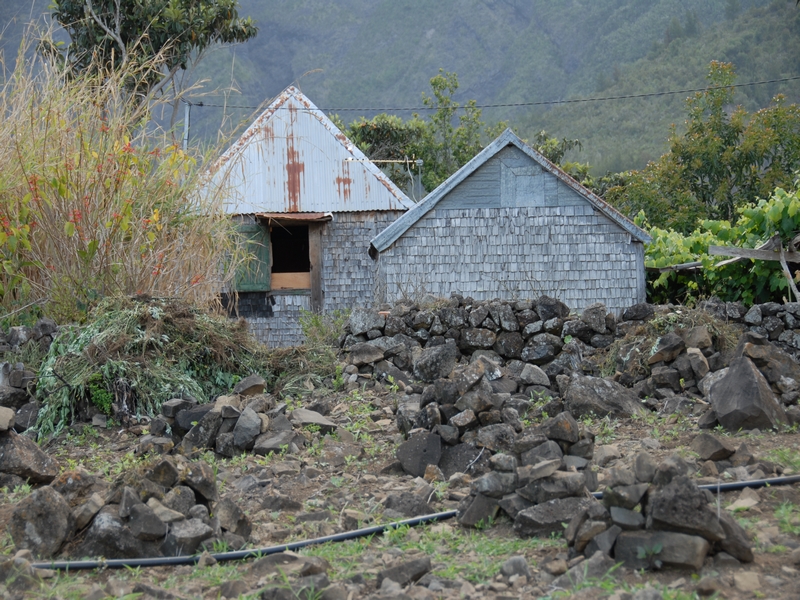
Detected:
[2,0,799,173]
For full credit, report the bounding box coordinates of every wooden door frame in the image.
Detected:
[308,223,323,312]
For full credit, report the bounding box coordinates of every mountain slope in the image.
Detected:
[1,0,798,173]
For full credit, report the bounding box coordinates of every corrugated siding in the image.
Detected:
[212,88,412,214]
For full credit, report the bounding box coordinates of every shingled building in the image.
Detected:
[211,86,413,346]
[369,129,651,314]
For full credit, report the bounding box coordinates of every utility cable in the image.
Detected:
[182,75,800,112]
[30,510,458,571]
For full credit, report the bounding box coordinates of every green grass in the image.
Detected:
[301,521,558,584]
[766,446,800,474]
[775,503,800,536]
[1,481,33,504]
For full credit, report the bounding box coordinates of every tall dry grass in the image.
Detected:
[0,33,245,322]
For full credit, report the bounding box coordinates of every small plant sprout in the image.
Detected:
[636,541,663,570]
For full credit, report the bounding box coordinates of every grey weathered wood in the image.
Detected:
[309,223,323,312]
[437,157,501,209]
[708,246,800,262]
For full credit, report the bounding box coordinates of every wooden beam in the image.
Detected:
[272,272,311,290]
[708,246,800,262]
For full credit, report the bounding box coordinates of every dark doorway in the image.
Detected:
[271,225,310,273]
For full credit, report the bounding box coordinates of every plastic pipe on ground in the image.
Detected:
[30,473,800,572]
[30,510,458,571]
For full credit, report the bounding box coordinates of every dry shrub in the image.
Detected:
[596,305,744,377]
[0,30,246,321]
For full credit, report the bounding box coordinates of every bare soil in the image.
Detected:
[2,383,800,600]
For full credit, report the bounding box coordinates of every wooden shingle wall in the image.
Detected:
[320,211,404,312]
[375,146,646,314]
[245,293,310,347]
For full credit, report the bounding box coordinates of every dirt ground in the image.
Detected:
[2,381,800,600]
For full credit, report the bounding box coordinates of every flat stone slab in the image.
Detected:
[514,496,591,538]
[615,530,710,571]
[0,430,59,483]
[253,430,298,456]
[290,408,337,435]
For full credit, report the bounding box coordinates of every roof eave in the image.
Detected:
[370,129,651,251]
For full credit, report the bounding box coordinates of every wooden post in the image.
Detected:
[309,223,323,312]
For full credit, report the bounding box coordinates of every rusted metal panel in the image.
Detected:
[212,87,413,215]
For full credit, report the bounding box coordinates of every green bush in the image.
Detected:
[643,180,800,304]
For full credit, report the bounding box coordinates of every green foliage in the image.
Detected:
[86,373,113,415]
[0,37,249,322]
[609,61,800,232]
[299,308,350,348]
[642,179,800,304]
[50,0,257,98]
[343,71,506,193]
[636,541,664,570]
[332,364,345,392]
[35,297,269,439]
[520,1,800,175]
[775,502,800,536]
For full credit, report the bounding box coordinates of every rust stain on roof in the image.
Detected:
[285,130,304,213]
[211,86,413,214]
[335,160,352,202]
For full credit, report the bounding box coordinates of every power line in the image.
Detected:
[183,75,800,112]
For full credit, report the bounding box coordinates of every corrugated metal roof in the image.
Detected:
[370,129,652,253]
[212,86,413,214]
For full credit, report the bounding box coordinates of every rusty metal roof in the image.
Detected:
[371,129,651,253]
[212,86,413,214]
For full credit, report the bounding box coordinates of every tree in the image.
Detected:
[50,0,257,101]
[341,71,597,197]
[606,62,800,233]
[342,70,505,193]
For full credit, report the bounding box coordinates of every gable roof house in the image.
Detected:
[370,129,651,315]
[212,86,413,346]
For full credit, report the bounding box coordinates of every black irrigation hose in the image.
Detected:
[30,510,459,572]
[590,474,800,499]
[29,474,800,572]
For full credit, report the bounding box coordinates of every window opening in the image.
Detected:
[270,224,311,289]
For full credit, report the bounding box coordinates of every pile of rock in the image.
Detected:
[707,297,800,352]
[392,410,597,529]
[0,318,58,434]
[343,295,800,446]
[9,456,252,559]
[618,326,798,431]
[137,374,341,460]
[564,456,753,571]
[343,296,615,390]
[0,318,58,355]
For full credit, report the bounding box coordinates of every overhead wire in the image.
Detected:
[182,75,800,112]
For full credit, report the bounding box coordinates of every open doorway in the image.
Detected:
[270,224,311,289]
[268,220,323,312]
